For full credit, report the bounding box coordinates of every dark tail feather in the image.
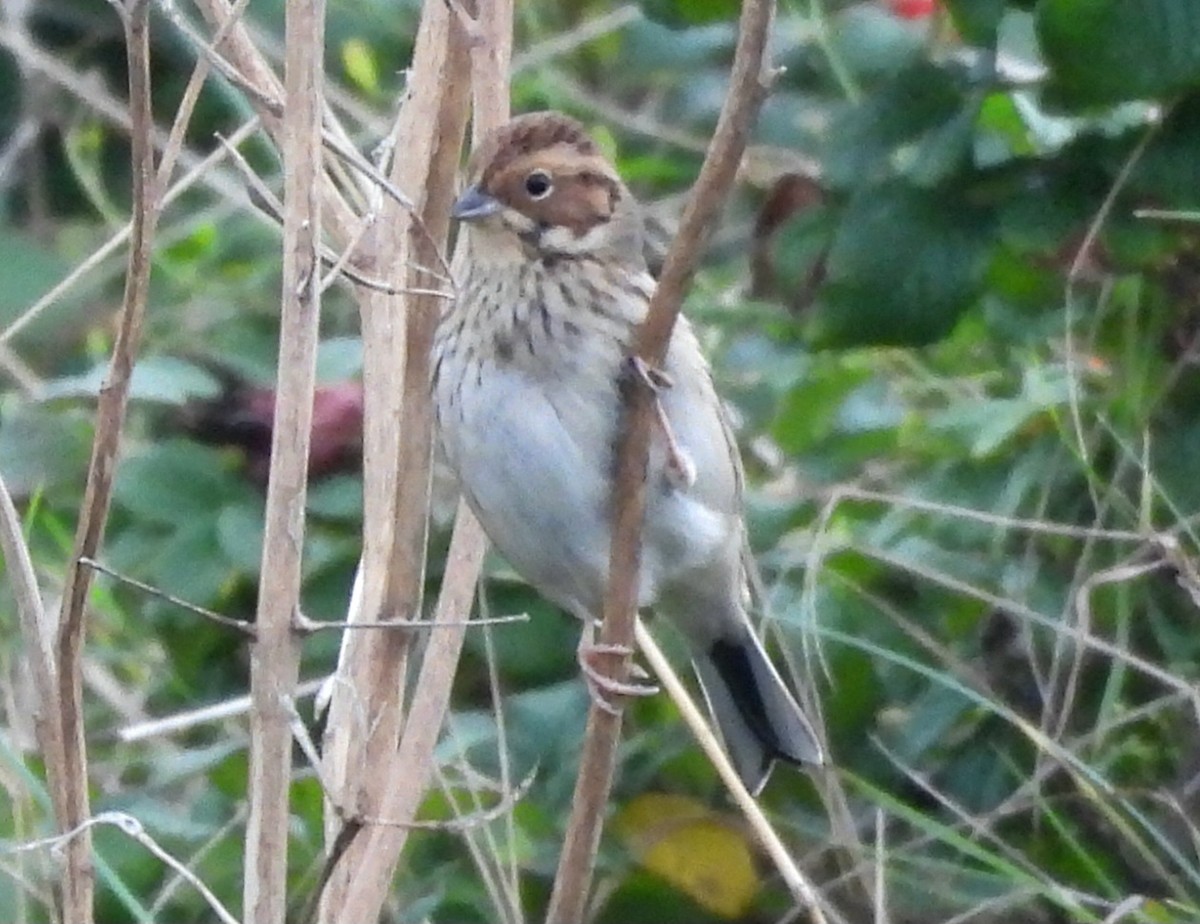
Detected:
[693,628,823,794]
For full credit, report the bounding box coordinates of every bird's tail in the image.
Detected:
[693,626,824,794]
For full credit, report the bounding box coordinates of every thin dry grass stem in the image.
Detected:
[829,690,1193,903]
[148,809,247,919]
[433,764,520,924]
[1051,554,1169,746]
[154,0,254,195]
[870,737,1073,907]
[872,809,887,924]
[859,542,1194,698]
[79,557,256,637]
[512,4,641,73]
[545,2,779,921]
[213,133,447,298]
[827,485,1151,543]
[1063,118,1162,513]
[637,622,839,924]
[0,20,244,204]
[746,547,868,903]
[293,611,525,633]
[0,471,64,909]
[117,677,327,744]
[240,0,326,918]
[478,589,522,914]
[0,340,42,394]
[0,116,261,347]
[190,0,360,236]
[8,811,240,924]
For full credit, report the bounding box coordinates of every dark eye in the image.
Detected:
[524,170,553,200]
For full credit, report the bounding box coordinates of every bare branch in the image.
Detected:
[80,558,256,637]
[545,1,780,921]
[46,3,166,917]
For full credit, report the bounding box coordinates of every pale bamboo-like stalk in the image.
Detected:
[314,0,494,918]
[240,0,326,919]
[544,0,778,920]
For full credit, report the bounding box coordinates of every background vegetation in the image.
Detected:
[2,0,1200,921]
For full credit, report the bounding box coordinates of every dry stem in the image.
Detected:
[241,0,326,918]
[317,0,511,917]
[544,0,778,920]
[47,3,160,918]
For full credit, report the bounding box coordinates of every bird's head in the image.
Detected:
[452,111,644,267]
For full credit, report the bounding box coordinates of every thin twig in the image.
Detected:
[79,557,256,637]
[545,0,779,920]
[117,677,326,743]
[8,812,240,924]
[293,611,526,633]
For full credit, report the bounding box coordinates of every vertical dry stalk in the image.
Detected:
[241,0,325,919]
[46,2,159,918]
[316,0,484,917]
[319,4,513,918]
[545,1,777,921]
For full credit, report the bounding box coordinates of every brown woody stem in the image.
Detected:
[544,1,778,922]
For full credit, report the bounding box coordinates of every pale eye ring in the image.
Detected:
[524,170,553,200]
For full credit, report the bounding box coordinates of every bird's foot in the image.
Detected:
[577,633,659,715]
[626,355,697,490]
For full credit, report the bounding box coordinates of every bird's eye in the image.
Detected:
[524,170,553,200]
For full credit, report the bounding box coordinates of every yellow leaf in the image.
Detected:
[616,793,760,919]
[341,38,380,95]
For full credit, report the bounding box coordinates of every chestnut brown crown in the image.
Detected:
[453,112,641,259]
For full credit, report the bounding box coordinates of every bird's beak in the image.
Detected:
[451,184,502,221]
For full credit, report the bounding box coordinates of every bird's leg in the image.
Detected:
[577,620,659,715]
[627,355,696,490]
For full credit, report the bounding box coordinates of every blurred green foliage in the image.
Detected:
[2,0,1200,922]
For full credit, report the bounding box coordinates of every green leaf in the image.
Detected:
[114,441,253,525]
[1037,0,1200,105]
[306,474,362,521]
[639,0,738,29]
[811,181,994,346]
[0,404,92,497]
[944,0,1007,47]
[0,227,76,345]
[40,356,223,405]
[215,502,265,573]
[340,38,381,95]
[823,62,967,189]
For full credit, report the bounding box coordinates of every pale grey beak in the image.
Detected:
[451,185,502,221]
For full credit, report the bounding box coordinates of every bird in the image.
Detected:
[431,110,824,793]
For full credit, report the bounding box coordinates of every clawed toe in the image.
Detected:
[577,635,659,713]
[625,356,696,490]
